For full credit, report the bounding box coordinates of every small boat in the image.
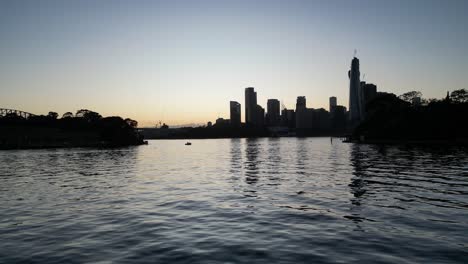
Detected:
[185,142,192,145]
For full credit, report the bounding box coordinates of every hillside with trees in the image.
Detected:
[352,89,468,143]
[0,109,144,149]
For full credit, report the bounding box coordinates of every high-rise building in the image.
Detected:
[255,105,265,127]
[296,96,306,111]
[359,82,377,118]
[296,96,310,129]
[281,109,295,128]
[331,105,347,132]
[362,83,377,104]
[348,57,361,123]
[329,96,337,113]
[266,99,280,126]
[311,108,330,131]
[359,81,366,119]
[245,87,257,125]
[230,101,241,127]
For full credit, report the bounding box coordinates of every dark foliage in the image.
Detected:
[354,90,468,141]
[450,89,468,103]
[0,110,144,148]
[398,91,422,103]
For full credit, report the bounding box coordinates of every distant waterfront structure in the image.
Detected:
[296,96,306,111]
[255,105,265,128]
[230,101,241,127]
[266,99,280,126]
[361,82,377,119]
[245,87,257,125]
[294,96,331,132]
[295,96,311,129]
[359,81,367,119]
[331,105,347,132]
[215,117,230,126]
[329,96,337,113]
[361,82,377,105]
[348,57,361,123]
[281,108,295,128]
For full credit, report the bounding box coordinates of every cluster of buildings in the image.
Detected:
[213,57,378,135]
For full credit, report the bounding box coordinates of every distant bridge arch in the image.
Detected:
[0,108,36,119]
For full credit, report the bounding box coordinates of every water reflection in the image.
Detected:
[295,138,307,175]
[348,143,468,225]
[229,138,242,177]
[244,138,260,185]
[266,138,281,183]
[349,144,368,204]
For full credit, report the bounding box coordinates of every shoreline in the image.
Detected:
[3,137,468,150]
[344,138,468,146]
[143,134,346,140]
[0,141,147,150]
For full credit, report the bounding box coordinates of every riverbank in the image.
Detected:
[0,110,146,150]
[0,141,147,150]
[0,125,145,150]
[343,137,468,146]
[139,127,346,140]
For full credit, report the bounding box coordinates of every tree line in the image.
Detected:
[353,89,468,141]
[0,109,143,147]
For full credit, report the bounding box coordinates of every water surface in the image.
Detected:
[1,138,467,263]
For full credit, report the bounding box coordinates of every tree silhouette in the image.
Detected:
[354,89,468,141]
[1,109,144,148]
[62,112,73,118]
[125,118,138,128]
[450,89,468,103]
[76,109,102,123]
[47,112,58,119]
[398,91,422,103]
[75,109,88,118]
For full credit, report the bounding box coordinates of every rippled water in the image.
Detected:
[1,138,467,263]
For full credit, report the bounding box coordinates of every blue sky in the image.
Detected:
[1,0,467,126]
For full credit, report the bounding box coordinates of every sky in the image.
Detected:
[1,0,467,127]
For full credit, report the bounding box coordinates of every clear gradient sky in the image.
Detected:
[1,0,467,126]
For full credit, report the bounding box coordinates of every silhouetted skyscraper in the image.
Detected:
[331,105,346,132]
[348,57,361,123]
[230,101,241,127]
[359,82,377,119]
[281,108,295,128]
[296,96,306,111]
[329,96,337,113]
[362,83,377,104]
[295,96,310,129]
[245,87,257,125]
[266,99,280,126]
[358,81,366,118]
[255,105,265,127]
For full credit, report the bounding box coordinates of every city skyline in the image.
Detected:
[1,0,467,127]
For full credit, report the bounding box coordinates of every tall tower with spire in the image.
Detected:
[348,57,361,123]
